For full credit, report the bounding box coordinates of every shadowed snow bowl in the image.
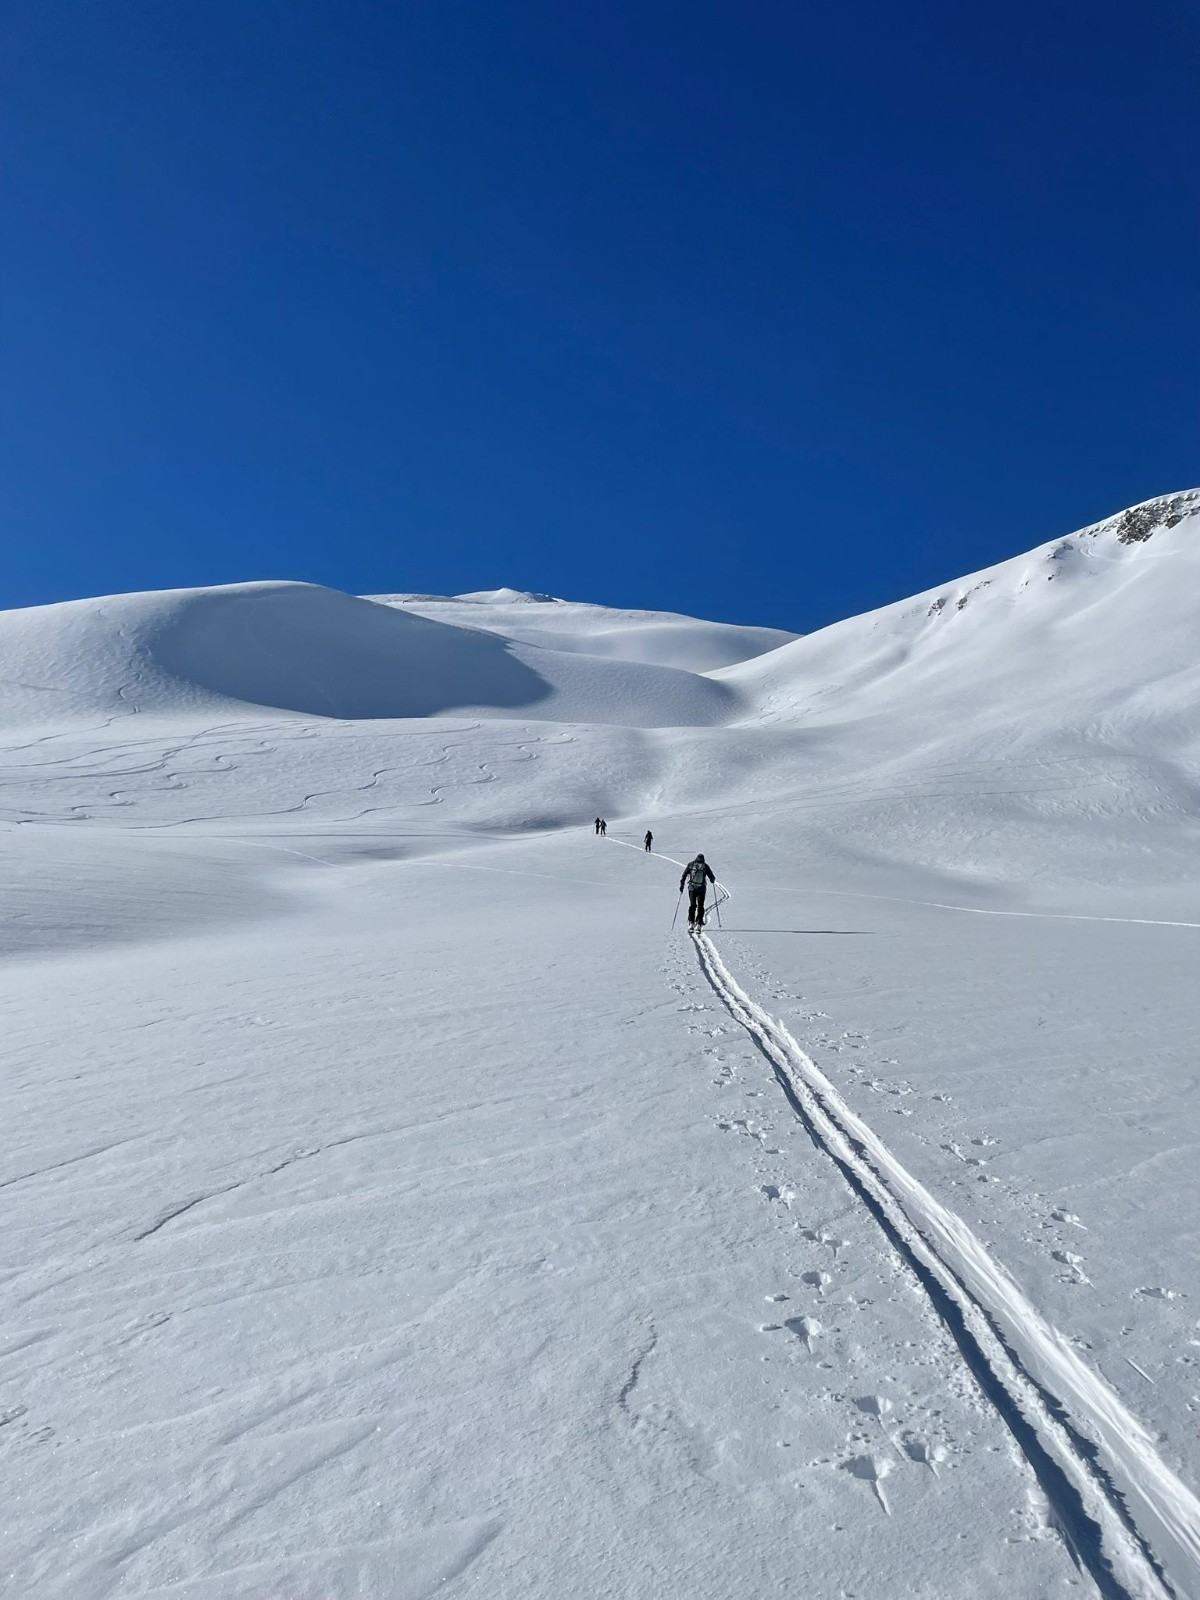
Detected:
[0,581,743,728]
[151,584,551,719]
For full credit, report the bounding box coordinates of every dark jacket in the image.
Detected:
[680,858,715,893]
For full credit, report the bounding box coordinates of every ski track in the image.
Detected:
[812,887,1200,935]
[606,832,733,922]
[607,828,1200,934]
[609,828,1200,933]
[687,926,1200,1600]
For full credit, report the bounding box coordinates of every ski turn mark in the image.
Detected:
[689,927,1200,1600]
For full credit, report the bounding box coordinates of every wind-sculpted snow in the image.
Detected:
[0,581,739,729]
[377,590,798,673]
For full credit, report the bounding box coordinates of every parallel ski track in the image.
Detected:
[606,833,732,925]
[689,926,1200,1600]
[607,832,1199,1595]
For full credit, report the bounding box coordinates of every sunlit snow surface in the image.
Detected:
[4,493,1200,1599]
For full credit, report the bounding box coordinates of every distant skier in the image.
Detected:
[594,817,602,835]
[680,853,715,928]
[599,818,607,837]
[644,830,653,852]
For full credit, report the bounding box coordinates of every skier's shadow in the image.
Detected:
[707,928,877,936]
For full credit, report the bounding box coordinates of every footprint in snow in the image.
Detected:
[901,1433,947,1475]
[840,1453,893,1514]
[942,1141,988,1167]
[854,1395,893,1421]
[802,1227,846,1255]
[802,1269,832,1297]
[1050,1208,1086,1230]
[1135,1286,1183,1301]
[785,1315,822,1348]
[1052,1250,1090,1284]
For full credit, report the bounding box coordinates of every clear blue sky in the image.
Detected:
[2,1,1196,631]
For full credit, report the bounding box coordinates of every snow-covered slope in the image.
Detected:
[374,588,796,673]
[5,492,1200,1600]
[0,581,738,730]
[725,489,1200,750]
[696,489,1200,891]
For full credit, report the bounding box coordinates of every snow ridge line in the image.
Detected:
[691,930,1200,1600]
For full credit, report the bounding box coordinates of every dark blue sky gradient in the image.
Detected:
[2,1,1197,630]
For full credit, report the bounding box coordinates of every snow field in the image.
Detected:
[4,834,1081,1599]
[690,919,1199,1599]
[3,489,1200,1596]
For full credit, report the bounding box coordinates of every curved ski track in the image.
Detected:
[688,927,1200,1600]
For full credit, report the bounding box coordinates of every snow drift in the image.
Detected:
[0,581,740,730]
[377,588,797,673]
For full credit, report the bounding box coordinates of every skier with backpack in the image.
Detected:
[644,830,653,852]
[680,853,716,928]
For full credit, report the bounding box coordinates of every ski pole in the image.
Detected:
[671,890,682,930]
[714,893,723,930]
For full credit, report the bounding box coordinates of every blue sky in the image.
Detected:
[2,1,1196,631]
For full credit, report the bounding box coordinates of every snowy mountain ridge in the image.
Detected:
[721,487,1200,743]
[4,487,1200,882]
[2,488,1197,742]
[374,588,798,673]
[0,579,741,731]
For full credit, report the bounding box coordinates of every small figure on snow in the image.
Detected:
[599,818,607,837]
[644,830,653,852]
[594,817,602,835]
[680,853,715,928]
